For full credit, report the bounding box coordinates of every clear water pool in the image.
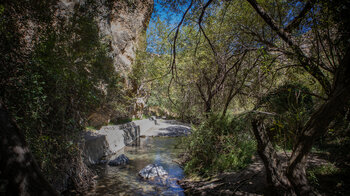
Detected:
[87,137,185,196]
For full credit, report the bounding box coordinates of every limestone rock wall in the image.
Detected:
[108,0,153,76]
[55,0,154,126]
[57,0,153,75]
[14,0,154,77]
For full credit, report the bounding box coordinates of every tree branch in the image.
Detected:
[284,0,315,32]
[198,0,217,58]
[171,0,193,79]
[246,0,332,95]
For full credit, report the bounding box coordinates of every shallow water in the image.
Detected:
[87,137,185,196]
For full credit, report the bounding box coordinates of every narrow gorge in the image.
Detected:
[1,0,349,195]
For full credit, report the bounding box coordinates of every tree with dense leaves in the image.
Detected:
[166,0,349,195]
[246,0,350,195]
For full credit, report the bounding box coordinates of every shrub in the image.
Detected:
[183,114,256,177]
[258,83,314,149]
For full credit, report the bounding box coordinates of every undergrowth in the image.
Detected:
[183,114,256,177]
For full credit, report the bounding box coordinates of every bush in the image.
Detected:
[183,114,256,177]
[258,83,314,149]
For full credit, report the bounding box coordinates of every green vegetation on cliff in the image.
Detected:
[0,0,125,192]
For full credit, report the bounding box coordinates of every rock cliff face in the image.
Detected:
[96,0,153,121]
[18,0,153,80]
[2,0,153,193]
[58,0,153,75]
[107,0,153,76]
[55,0,154,127]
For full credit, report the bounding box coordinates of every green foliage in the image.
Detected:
[0,4,4,15]
[145,1,350,194]
[183,114,256,177]
[259,83,314,148]
[260,83,314,114]
[306,162,350,195]
[307,163,340,186]
[145,1,270,120]
[129,30,148,93]
[0,1,121,189]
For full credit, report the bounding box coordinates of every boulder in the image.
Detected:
[108,154,129,166]
[138,164,168,179]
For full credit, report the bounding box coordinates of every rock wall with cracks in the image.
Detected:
[57,0,154,76]
[2,0,153,193]
[56,0,154,127]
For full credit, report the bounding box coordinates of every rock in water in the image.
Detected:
[139,164,168,179]
[108,154,129,166]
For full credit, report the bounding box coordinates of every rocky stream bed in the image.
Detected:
[85,119,191,195]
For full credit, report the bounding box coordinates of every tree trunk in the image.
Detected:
[252,49,350,195]
[221,84,238,118]
[252,120,297,196]
[251,83,350,195]
[205,100,212,114]
[287,49,350,195]
[221,86,234,118]
[0,101,59,196]
[246,0,350,194]
[221,101,230,119]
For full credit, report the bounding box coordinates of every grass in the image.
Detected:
[132,114,150,121]
[307,163,339,186]
[85,126,97,132]
[307,162,350,195]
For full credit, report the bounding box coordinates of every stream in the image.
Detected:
[87,137,185,196]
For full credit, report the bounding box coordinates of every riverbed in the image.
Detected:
[87,137,185,196]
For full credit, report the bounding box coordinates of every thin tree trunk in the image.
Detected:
[221,101,230,118]
[204,100,212,118]
[196,82,212,117]
[0,101,59,196]
[221,85,235,118]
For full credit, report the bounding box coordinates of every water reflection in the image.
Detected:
[87,137,185,196]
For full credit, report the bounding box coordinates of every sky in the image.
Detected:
[145,0,312,53]
[146,0,187,53]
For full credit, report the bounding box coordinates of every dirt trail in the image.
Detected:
[179,153,329,195]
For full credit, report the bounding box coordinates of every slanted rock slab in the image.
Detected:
[108,154,129,166]
[139,164,168,179]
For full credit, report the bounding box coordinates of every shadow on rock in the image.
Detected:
[163,120,191,126]
[157,126,191,137]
